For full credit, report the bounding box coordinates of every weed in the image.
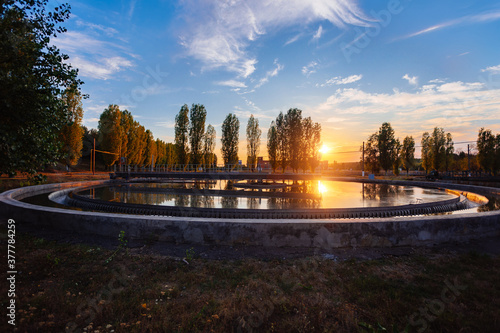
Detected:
[185,247,195,262]
[105,230,128,264]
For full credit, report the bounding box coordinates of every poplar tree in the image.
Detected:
[401,136,415,175]
[221,113,240,167]
[98,105,122,167]
[175,104,190,165]
[204,124,216,168]
[59,88,84,168]
[267,121,278,172]
[189,103,206,166]
[246,115,261,171]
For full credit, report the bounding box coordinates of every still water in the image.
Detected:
[77,180,457,210]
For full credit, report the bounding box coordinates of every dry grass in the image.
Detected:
[1,233,499,333]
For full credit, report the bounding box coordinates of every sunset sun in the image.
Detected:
[319,144,330,155]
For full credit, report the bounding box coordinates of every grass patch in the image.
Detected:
[1,233,499,332]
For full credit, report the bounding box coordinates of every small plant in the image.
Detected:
[105,230,128,264]
[185,247,195,263]
[46,253,60,266]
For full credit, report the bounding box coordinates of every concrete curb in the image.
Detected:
[1,178,499,249]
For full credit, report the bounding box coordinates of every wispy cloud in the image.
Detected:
[302,61,318,76]
[318,74,362,87]
[482,64,500,74]
[215,80,247,88]
[255,59,284,88]
[394,9,500,41]
[69,56,133,80]
[284,33,302,46]
[54,30,136,80]
[402,74,418,86]
[179,0,372,77]
[313,25,323,40]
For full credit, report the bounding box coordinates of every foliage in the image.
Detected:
[175,104,190,165]
[377,122,398,174]
[97,105,122,167]
[285,108,303,172]
[204,124,216,168]
[221,113,240,166]
[246,115,261,171]
[189,104,207,165]
[276,112,289,172]
[0,0,83,175]
[401,136,415,175]
[363,133,380,174]
[421,132,432,173]
[267,121,278,172]
[59,88,84,168]
[477,128,498,174]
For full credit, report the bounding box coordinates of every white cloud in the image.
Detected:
[54,31,136,80]
[402,74,418,86]
[394,9,500,41]
[482,64,500,74]
[216,80,247,88]
[319,74,362,86]
[179,0,372,77]
[284,33,302,46]
[313,25,323,40]
[315,80,500,139]
[255,60,284,88]
[302,61,318,76]
[155,121,176,129]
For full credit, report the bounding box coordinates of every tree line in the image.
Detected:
[267,108,322,172]
[363,123,500,175]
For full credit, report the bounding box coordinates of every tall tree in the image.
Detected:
[0,0,83,176]
[421,132,432,173]
[98,105,122,167]
[377,122,397,174]
[144,129,156,166]
[175,104,190,165]
[276,112,289,172]
[120,110,133,165]
[401,136,415,175]
[477,128,496,173]
[445,132,454,171]
[204,124,216,168]
[267,121,278,172]
[363,133,379,174]
[285,108,303,172]
[221,113,239,167]
[59,88,84,169]
[246,115,261,171]
[189,103,206,165]
[309,122,322,172]
[430,127,446,171]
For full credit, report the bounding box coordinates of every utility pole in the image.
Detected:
[467,144,470,176]
[93,137,96,175]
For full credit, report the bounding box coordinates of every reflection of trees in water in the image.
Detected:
[247,197,259,209]
[175,195,190,207]
[362,184,404,201]
[221,196,238,209]
[202,195,214,209]
[266,196,321,209]
[478,196,500,212]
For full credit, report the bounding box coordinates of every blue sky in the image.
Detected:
[54,0,500,162]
